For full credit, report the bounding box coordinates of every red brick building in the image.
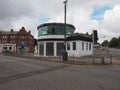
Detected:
[0,27,35,53]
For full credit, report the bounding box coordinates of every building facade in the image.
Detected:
[16,27,35,54]
[37,23,94,57]
[0,27,35,53]
[67,33,93,57]
[37,23,75,56]
[0,29,17,52]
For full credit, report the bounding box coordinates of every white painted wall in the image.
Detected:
[38,35,65,39]
[67,41,79,57]
[67,40,93,57]
[79,41,93,56]
[37,40,93,57]
[0,43,16,52]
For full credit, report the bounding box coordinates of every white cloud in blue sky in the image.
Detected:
[38,17,50,24]
[91,5,112,21]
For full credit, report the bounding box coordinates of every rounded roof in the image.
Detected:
[37,22,75,30]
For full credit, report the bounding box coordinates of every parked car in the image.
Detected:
[2,50,11,53]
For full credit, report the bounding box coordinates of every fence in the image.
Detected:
[2,52,113,65]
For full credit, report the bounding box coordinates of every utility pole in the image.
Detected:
[92,30,95,64]
[62,0,68,61]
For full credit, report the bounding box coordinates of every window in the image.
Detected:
[38,25,74,36]
[3,36,6,39]
[46,42,54,56]
[73,42,76,50]
[89,43,91,50]
[82,42,84,50]
[67,42,70,50]
[19,41,26,44]
[21,36,25,39]
[2,40,6,44]
[86,43,88,50]
[39,42,44,55]
[10,40,12,44]
[10,40,15,44]
[10,35,15,39]
[57,43,64,56]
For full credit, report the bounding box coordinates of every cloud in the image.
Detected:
[103,5,120,33]
[0,0,38,19]
[91,5,112,21]
[0,0,120,42]
[100,4,120,40]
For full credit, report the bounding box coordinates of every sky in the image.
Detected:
[0,0,120,42]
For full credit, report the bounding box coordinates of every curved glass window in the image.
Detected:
[38,24,75,36]
[38,26,48,36]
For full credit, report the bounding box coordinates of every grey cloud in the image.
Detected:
[0,0,38,20]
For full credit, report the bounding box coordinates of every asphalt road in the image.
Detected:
[0,55,120,90]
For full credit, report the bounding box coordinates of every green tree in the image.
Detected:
[102,40,109,47]
[117,36,120,48]
[109,37,118,48]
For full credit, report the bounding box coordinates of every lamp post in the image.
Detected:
[62,0,68,61]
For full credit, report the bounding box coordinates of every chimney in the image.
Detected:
[86,32,88,35]
[29,30,31,34]
[21,27,25,30]
[11,29,13,32]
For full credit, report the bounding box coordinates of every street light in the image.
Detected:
[62,0,68,61]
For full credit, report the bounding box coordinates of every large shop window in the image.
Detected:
[39,42,44,55]
[57,43,64,56]
[46,42,54,56]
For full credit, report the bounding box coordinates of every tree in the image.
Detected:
[109,37,119,48]
[102,40,109,47]
[117,36,120,48]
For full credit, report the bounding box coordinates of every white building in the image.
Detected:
[66,34,93,57]
[0,43,16,52]
[37,23,93,57]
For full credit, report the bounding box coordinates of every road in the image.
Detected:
[0,55,120,90]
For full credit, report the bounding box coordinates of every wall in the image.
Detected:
[78,41,93,56]
[67,40,93,57]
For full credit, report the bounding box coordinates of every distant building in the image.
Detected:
[0,29,17,53]
[16,27,35,53]
[37,23,96,57]
[0,27,35,53]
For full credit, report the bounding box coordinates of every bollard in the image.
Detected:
[73,54,74,64]
[62,51,68,61]
[110,54,112,64]
[101,55,105,64]
[92,55,95,64]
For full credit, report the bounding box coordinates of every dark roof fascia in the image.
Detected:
[67,36,92,42]
[37,22,75,30]
[38,38,64,41]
